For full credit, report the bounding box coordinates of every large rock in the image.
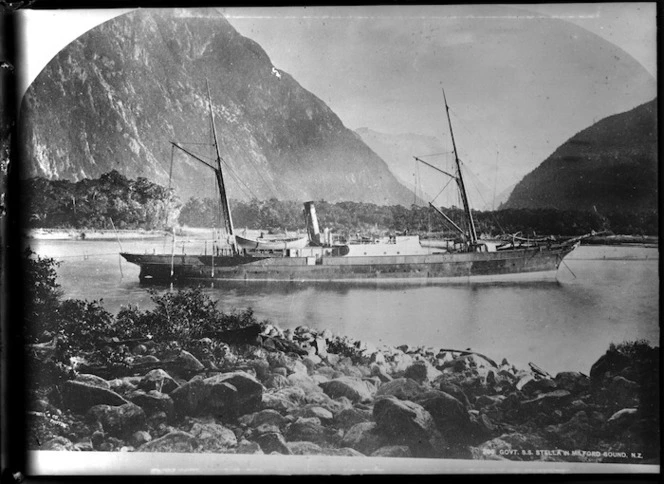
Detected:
[375,378,429,401]
[285,417,339,446]
[590,349,630,387]
[204,371,264,417]
[404,360,442,383]
[554,371,590,394]
[137,430,198,452]
[169,377,208,417]
[373,395,445,458]
[190,420,238,450]
[254,431,291,455]
[138,369,180,394]
[127,390,174,419]
[241,409,289,429]
[544,410,593,449]
[416,390,473,444]
[319,377,374,403]
[86,403,146,439]
[604,376,640,409]
[286,441,326,455]
[74,374,111,389]
[340,422,389,455]
[371,445,412,458]
[287,372,323,394]
[42,436,74,451]
[62,380,129,413]
[170,371,263,418]
[333,407,372,430]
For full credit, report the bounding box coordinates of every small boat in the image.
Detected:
[235,233,309,251]
[121,86,586,283]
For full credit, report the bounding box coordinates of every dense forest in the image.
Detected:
[180,196,658,238]
[22,171,181,230]
[22,173,657,236]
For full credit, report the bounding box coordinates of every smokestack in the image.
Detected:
[303,201,321,245]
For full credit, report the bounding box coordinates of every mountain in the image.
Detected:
[19,8,415,206]
[355,127,497,210]
[502,99,657,213]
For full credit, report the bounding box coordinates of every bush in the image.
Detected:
[24,248,62,343]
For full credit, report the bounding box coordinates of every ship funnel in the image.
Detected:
[304,201,321,245]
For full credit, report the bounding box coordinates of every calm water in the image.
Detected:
[27,237,659,375]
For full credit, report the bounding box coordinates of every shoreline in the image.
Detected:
[24,228,169,240]
[27,320,659,464]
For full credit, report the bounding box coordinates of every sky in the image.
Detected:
[17,4,657,196]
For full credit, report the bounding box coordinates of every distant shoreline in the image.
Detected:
[24,228,169,241]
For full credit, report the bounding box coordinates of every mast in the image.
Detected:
[442,89,478,246]
[206,80,238,255]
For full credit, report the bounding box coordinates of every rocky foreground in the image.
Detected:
[27,324,659,464]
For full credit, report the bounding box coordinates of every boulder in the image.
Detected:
[333,407,372,430]
[388,351,415,375]
[86,403,146,439]
[190,421,238,450]
[170,378,209,417]
[254,431,291,455]
[589,349,630,387]
[285,417,340,445]
[127,390,174,419]
[42,436,74,451]
[371,445,412,458]
[236,439,264,454]
[297,406,333,423]
[340,421,388,455]
[261,391,300,413]
[404,360,442,383]
[138,431,198,452]
[175,350,205,374]
[62,380,129,414]
[203,371,264,417]
[373,395,445,457]
[74,374,111,389]
[544,411,592,449]
[287,372,323,394]
[264,374,291,389]
[170,372,263,418]
[287,441,326,455]
[243,409,289,429]
[554,371,590,394]
[604,376,640,409]
[319,377,374,403]
[107,377,139,394]
[415,391,472,443]
[129,430,152,448]
[375,378,428,401]
[138,369,179,394]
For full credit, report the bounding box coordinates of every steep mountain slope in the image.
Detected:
[20,8,415,206]
[502,99,657,212]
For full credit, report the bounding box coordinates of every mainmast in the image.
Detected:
[206,80,238,255]
[442,89,478,246]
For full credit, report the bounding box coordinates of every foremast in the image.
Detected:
[206,81,238,255]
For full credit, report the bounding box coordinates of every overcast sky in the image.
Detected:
[17,4,657,194]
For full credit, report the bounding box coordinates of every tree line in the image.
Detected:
[22,170,181,230]
[22,172,657,236]
[181,197,657,237]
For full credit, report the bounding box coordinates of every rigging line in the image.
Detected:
[218,157,260,200]
[430,176,456,205]
[414,151,454,158]
[492,151,499,211]
[458,157,506,234]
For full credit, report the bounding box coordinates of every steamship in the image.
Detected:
[120,86,585,283]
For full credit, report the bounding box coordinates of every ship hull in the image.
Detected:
[121,243,578,283]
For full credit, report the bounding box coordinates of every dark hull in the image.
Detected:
[121,243,578,283]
